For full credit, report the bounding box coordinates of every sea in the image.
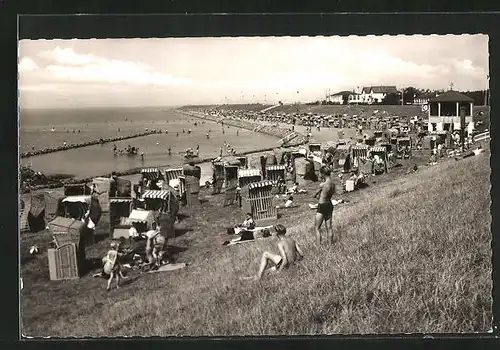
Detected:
[19,107,282,181]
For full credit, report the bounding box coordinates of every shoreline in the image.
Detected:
[176,109,308,146]
[22,112,308,192]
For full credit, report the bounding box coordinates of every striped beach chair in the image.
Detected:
[141,168,163,182]
[142,189,175,213]
[238,169,262,188]
[351,145,370,168]
[164,167,184,197]
[265,165,286,183]
[164,168,183,185]
[370,146,389,174]
[241,180,278,225]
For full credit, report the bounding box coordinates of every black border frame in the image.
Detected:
[1,1,499,349]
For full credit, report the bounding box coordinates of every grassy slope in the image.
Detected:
[21,151,492,336]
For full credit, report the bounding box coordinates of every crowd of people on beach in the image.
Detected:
[183,108,308,146]
[23,102,490,291]
[190,106,425,131]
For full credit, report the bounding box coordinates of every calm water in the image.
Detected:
[20,107,281,178]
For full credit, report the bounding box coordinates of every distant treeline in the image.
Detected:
[403,88,489,106]
[309,88,489,106]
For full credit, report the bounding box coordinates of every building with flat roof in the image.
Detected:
[328,91,351,104]
[427,90,475,136]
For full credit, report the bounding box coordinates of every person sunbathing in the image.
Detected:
[234,212,256,233]
[288,182,299,194]
[276,196,294,209]
[255,224,304,280]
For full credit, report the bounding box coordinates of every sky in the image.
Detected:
[18,35,489,109]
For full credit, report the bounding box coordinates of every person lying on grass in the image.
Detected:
[223,227,272,246]
[255,224,304,280]
[276,196,295,209]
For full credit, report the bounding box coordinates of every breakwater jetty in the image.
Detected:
[20,130,162,159]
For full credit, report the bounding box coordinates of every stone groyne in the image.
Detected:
[20,130,162,159]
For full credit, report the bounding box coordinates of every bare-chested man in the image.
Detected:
[313,165,335,245]
[256,224,304,280]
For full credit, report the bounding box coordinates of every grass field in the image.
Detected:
[20,148,492,336]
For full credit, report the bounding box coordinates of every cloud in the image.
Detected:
[36,46,190,87]
[18,36,489,108]
[18,57,39,72]
[38,46,105,66]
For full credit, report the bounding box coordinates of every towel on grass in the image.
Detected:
[148,263,187,273]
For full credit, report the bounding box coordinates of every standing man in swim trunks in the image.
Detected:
[256,224,304,280]
[313,166,335,245]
